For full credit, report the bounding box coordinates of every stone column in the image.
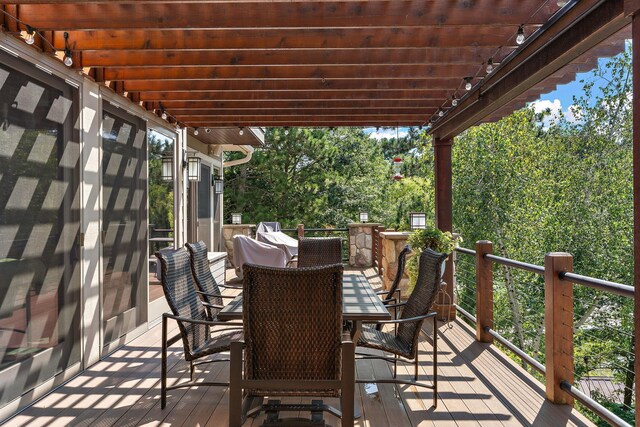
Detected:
[347,223,379,267]
[222,224,255,267]
[380,231,411,296]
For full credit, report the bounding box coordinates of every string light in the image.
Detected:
[24,25,35,45]
[239,127,244,136]
[161,110,168,120]
[438,110,444,117]
[193,128,199,136]
[284,127,289,135]
[486,58,494,74]
[63,32,73,67]
[205,128,211,134]
[452,98,459,107]
[464,77,473,91]
[516,25,526,45]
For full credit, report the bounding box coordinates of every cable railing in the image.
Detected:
[454,243,634,427]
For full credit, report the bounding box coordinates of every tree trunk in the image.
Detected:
[499,245,526,352]
[624,337,635,407]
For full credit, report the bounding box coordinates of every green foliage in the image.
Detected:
[148,130,174,230]
[405,226,457,290]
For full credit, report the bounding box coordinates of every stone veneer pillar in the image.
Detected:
[222,224,255,267]
[347,223,379,267]
[380,231,412,296]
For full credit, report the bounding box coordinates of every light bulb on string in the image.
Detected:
[464,77,472,91]
[452,98,458,107]
[161,110,168,120]
[194,128,199,136]
[24,26,35,45]
[516,25,525,45]
[63,49,73,67]
[486,58,494,74]
[239,127,244,136]
[284,127,289,135]
[205,128,211,134]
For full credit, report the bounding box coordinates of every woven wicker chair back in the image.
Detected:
[185,241,223,307]
[297,237,342,268]
[156,247,209,356]
[397,249,448,353]
[385,245,411,302]
[242,263,344,396]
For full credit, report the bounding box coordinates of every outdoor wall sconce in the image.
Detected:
[232,213,242,224]
[409,212,426,230]
[187,156,201,181]
[160,153,201,181]
[213,176,224,194]
[359,212,369,223]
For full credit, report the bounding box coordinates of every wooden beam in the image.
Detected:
[80,47,513,67]
[183,120,424,127]
[124,78,463,92]
[137,89,450,102]
[18,1,553,30]
[176,114,428,122]
[157,99,438,110]
[53,27,527,50]
[431,0,628,140]
[166,108,437,116]
[103,64,475,81]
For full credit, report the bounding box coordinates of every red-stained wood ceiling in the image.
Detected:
[0,1,630,137]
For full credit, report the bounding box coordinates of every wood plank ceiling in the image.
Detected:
[0,1,614,130]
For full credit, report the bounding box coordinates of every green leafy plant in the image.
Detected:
[406,226,459,290]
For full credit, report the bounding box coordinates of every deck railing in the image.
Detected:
[455,241,634,427]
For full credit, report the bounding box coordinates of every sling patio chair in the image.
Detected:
[229,263,354,427]
[374,244,412,330]
[297,237,343,268]
[185,240,241,321]
[156,247,243,409]
[356,248,448,408]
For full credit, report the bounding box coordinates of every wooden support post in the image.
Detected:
[297,223,304,239]
[630,5,640,425]
[475,240,493,343]
[434,137,455,320]
[544,252,574,406]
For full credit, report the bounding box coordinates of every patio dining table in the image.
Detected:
[217,272,391,342]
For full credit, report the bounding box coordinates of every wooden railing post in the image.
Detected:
[297,223,304,239]
[544,252,574,406]
[475,240,493,343]
[377,226,385,276]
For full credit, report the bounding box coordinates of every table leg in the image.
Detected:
[348,320,362,419]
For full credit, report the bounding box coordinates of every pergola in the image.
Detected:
[1,0,639,424]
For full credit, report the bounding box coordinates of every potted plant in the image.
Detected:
[406,226,460,291]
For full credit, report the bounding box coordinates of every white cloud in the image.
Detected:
[528,98,580,128]
[364,127,409,140]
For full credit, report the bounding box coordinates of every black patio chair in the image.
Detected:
[297,237,343,267]
[185,240,240,320]
[156,247,243,409]
[375,244,411,329]
[356,248,447,408]
[229,263,354,427]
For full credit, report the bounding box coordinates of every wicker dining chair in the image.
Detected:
[185,240,240,320]
[156,247,243,409]
[297,237,343,267]
[356,248,447,408]
[229,263,354,427]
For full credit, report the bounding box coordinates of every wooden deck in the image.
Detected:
[8,268,594,427]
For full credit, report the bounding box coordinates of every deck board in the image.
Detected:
[9,267,594,427]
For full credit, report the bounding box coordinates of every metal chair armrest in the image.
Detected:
[196,290,236,300]
[202,301,224,310]
[370,311,437,326]
[220,283,243,290]
[382,301,407,309]
[162,312,242,327]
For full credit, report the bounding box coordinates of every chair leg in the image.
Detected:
[414,351,419,381]
[393,354,397,379]
[161,315,168,409]
[433,315,438,408]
